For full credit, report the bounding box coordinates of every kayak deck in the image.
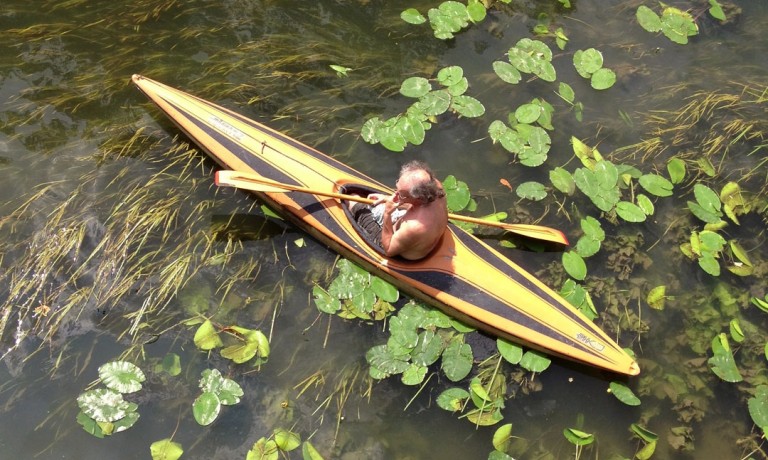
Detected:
[131,74,639,376]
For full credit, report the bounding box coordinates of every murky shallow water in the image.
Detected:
[2,1,767,458]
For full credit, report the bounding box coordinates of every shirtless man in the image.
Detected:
[349,161,448,260]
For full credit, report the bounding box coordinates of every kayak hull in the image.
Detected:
[132,75,639,376]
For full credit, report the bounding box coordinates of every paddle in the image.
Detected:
[214,170,569,245]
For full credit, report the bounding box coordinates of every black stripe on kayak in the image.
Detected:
[161,96,369,254]
[452,229,623,355]
[397,264,610,362]
[186,93,385,188]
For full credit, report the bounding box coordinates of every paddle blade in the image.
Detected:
[214,170,288,193]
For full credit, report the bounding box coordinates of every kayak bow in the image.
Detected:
[132,74,639,376]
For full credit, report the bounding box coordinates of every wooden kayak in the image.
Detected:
[131,75,639,376]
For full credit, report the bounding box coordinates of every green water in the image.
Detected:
[1,1,767,458]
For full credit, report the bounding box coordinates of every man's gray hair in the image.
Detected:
[400,160,446,204]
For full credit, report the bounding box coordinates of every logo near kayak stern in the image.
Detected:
[576,333,605,352]
[209,116,244,141]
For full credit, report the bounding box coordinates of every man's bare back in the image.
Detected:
[349,161,448,260]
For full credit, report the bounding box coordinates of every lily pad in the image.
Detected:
[401,8,426,25]
[99,361,146,394]
[590,67,616,90]
[639,173,674,197]
[194,319,223,350]
[193,392,221,426]
[647,285,667,310]
[441,340,473,381]
[609,381,641,406]
[437,387,471,412]
[150,439,184,460]
[493,61,522,84]
[563,251,587,280]
[748,385,768,433]
[77,389,133,423]
[563,428,594,446]
[516,181,547,201]
[616,201,647,222]
[497,338,523,365]
[708,333,743,382]
[573,48,603,78]
[274,429,301,451]
[493,423,513,452]
[550,167,575,195]
[519,350,551,373]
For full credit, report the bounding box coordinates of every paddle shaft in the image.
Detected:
[215,171,568,245]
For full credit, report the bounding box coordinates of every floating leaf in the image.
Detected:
[497,338,523,365]
[194,320,223,350]
[411,330,443,366]
[493,61,522,84]
[313,285,341,314]
[274,429,301,451]
[437,66,464,87]
[492,423,513,452]
[609,381,641,406]
[370,277,399,303]
[76,411,105,438]
[451,95,485,117]
[302,441,324,460]
[709,0,726,21]
[558,82,576,103]
[616,201,647,222]
[748,385,768,433]
[401,8,426,25]
[573,48,603,78]
[515,103,543,124]
[667,157,687,184]
[401,363,428,385]
[647,285,667,310]
[366,345,410,378]
[636,194,655,216]
[631,424,659,443]
[751,295,768,314]
[519,350,551,373]
[729,319,744,343]
[636,5,662,33]
[400,77,432,98]
[441,340,473,381]
[437,387,471,412]
[636,441,657,460]
[221,326,270,364]
[563,428,594,446]
[639,174,674,197]
[247,438,279,460]
[660,6,698,44]
[563,251,587,280]
[329,65,351,77]
[99,361,146,394]
[159,353,182,376]
[193,392,221,426]
[466,0,486,22]
[516,181,547,201]
[77,389,133,423]
[708,333,743,382]
[590,67,616,90]
[199,369,244,405]
[550,167,575,195]
[150,439,184,460]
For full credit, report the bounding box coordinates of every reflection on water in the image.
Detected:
[1,0,767,458]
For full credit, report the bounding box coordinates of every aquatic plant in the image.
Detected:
[76,361,145,438]
[361,66,485,151]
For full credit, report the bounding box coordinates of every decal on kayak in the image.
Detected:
[209,115,244,141]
